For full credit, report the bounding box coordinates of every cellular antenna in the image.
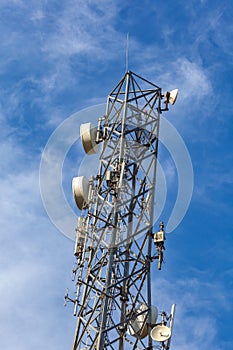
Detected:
[126,32,129,71]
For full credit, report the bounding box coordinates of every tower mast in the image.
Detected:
[68,71,177,350]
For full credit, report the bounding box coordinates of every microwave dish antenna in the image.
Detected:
[72,176,89,210]
[151,325,171,342]
[80,122,100,155]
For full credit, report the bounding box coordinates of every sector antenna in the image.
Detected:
[65,70,179,349]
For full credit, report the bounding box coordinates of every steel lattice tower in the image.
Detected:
[67,71,176,350]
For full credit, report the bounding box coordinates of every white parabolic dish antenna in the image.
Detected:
[72,176,89,210]
[80,122,99,155]
[128,304,158,339]
[168,88,178,105]
[150,324,171,342]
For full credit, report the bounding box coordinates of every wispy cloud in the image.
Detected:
[0,122,75,349]
[172,58,212,101]
[42,0,123,58]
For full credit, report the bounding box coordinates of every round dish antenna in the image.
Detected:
[163,89,179,110]
[80,122,99,155]
[72,176,89,210]
[168,89,178,105]
[128,304,158,339]
[150,324,171,342]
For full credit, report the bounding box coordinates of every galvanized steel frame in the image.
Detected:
[71,71,163,350]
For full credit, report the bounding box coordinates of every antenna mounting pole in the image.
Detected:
[126,32,129,72]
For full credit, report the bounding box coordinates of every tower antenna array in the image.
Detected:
[67,70,178,350]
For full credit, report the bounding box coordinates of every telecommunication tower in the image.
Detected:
[66,71,178,349]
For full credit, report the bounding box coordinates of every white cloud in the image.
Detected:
[0,0,126,127]
[42,0,124,60]
[30,8,45,22]
[0,128,75,350]
[174,58,212,101]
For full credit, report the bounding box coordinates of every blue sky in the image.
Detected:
[0,0,233,349]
